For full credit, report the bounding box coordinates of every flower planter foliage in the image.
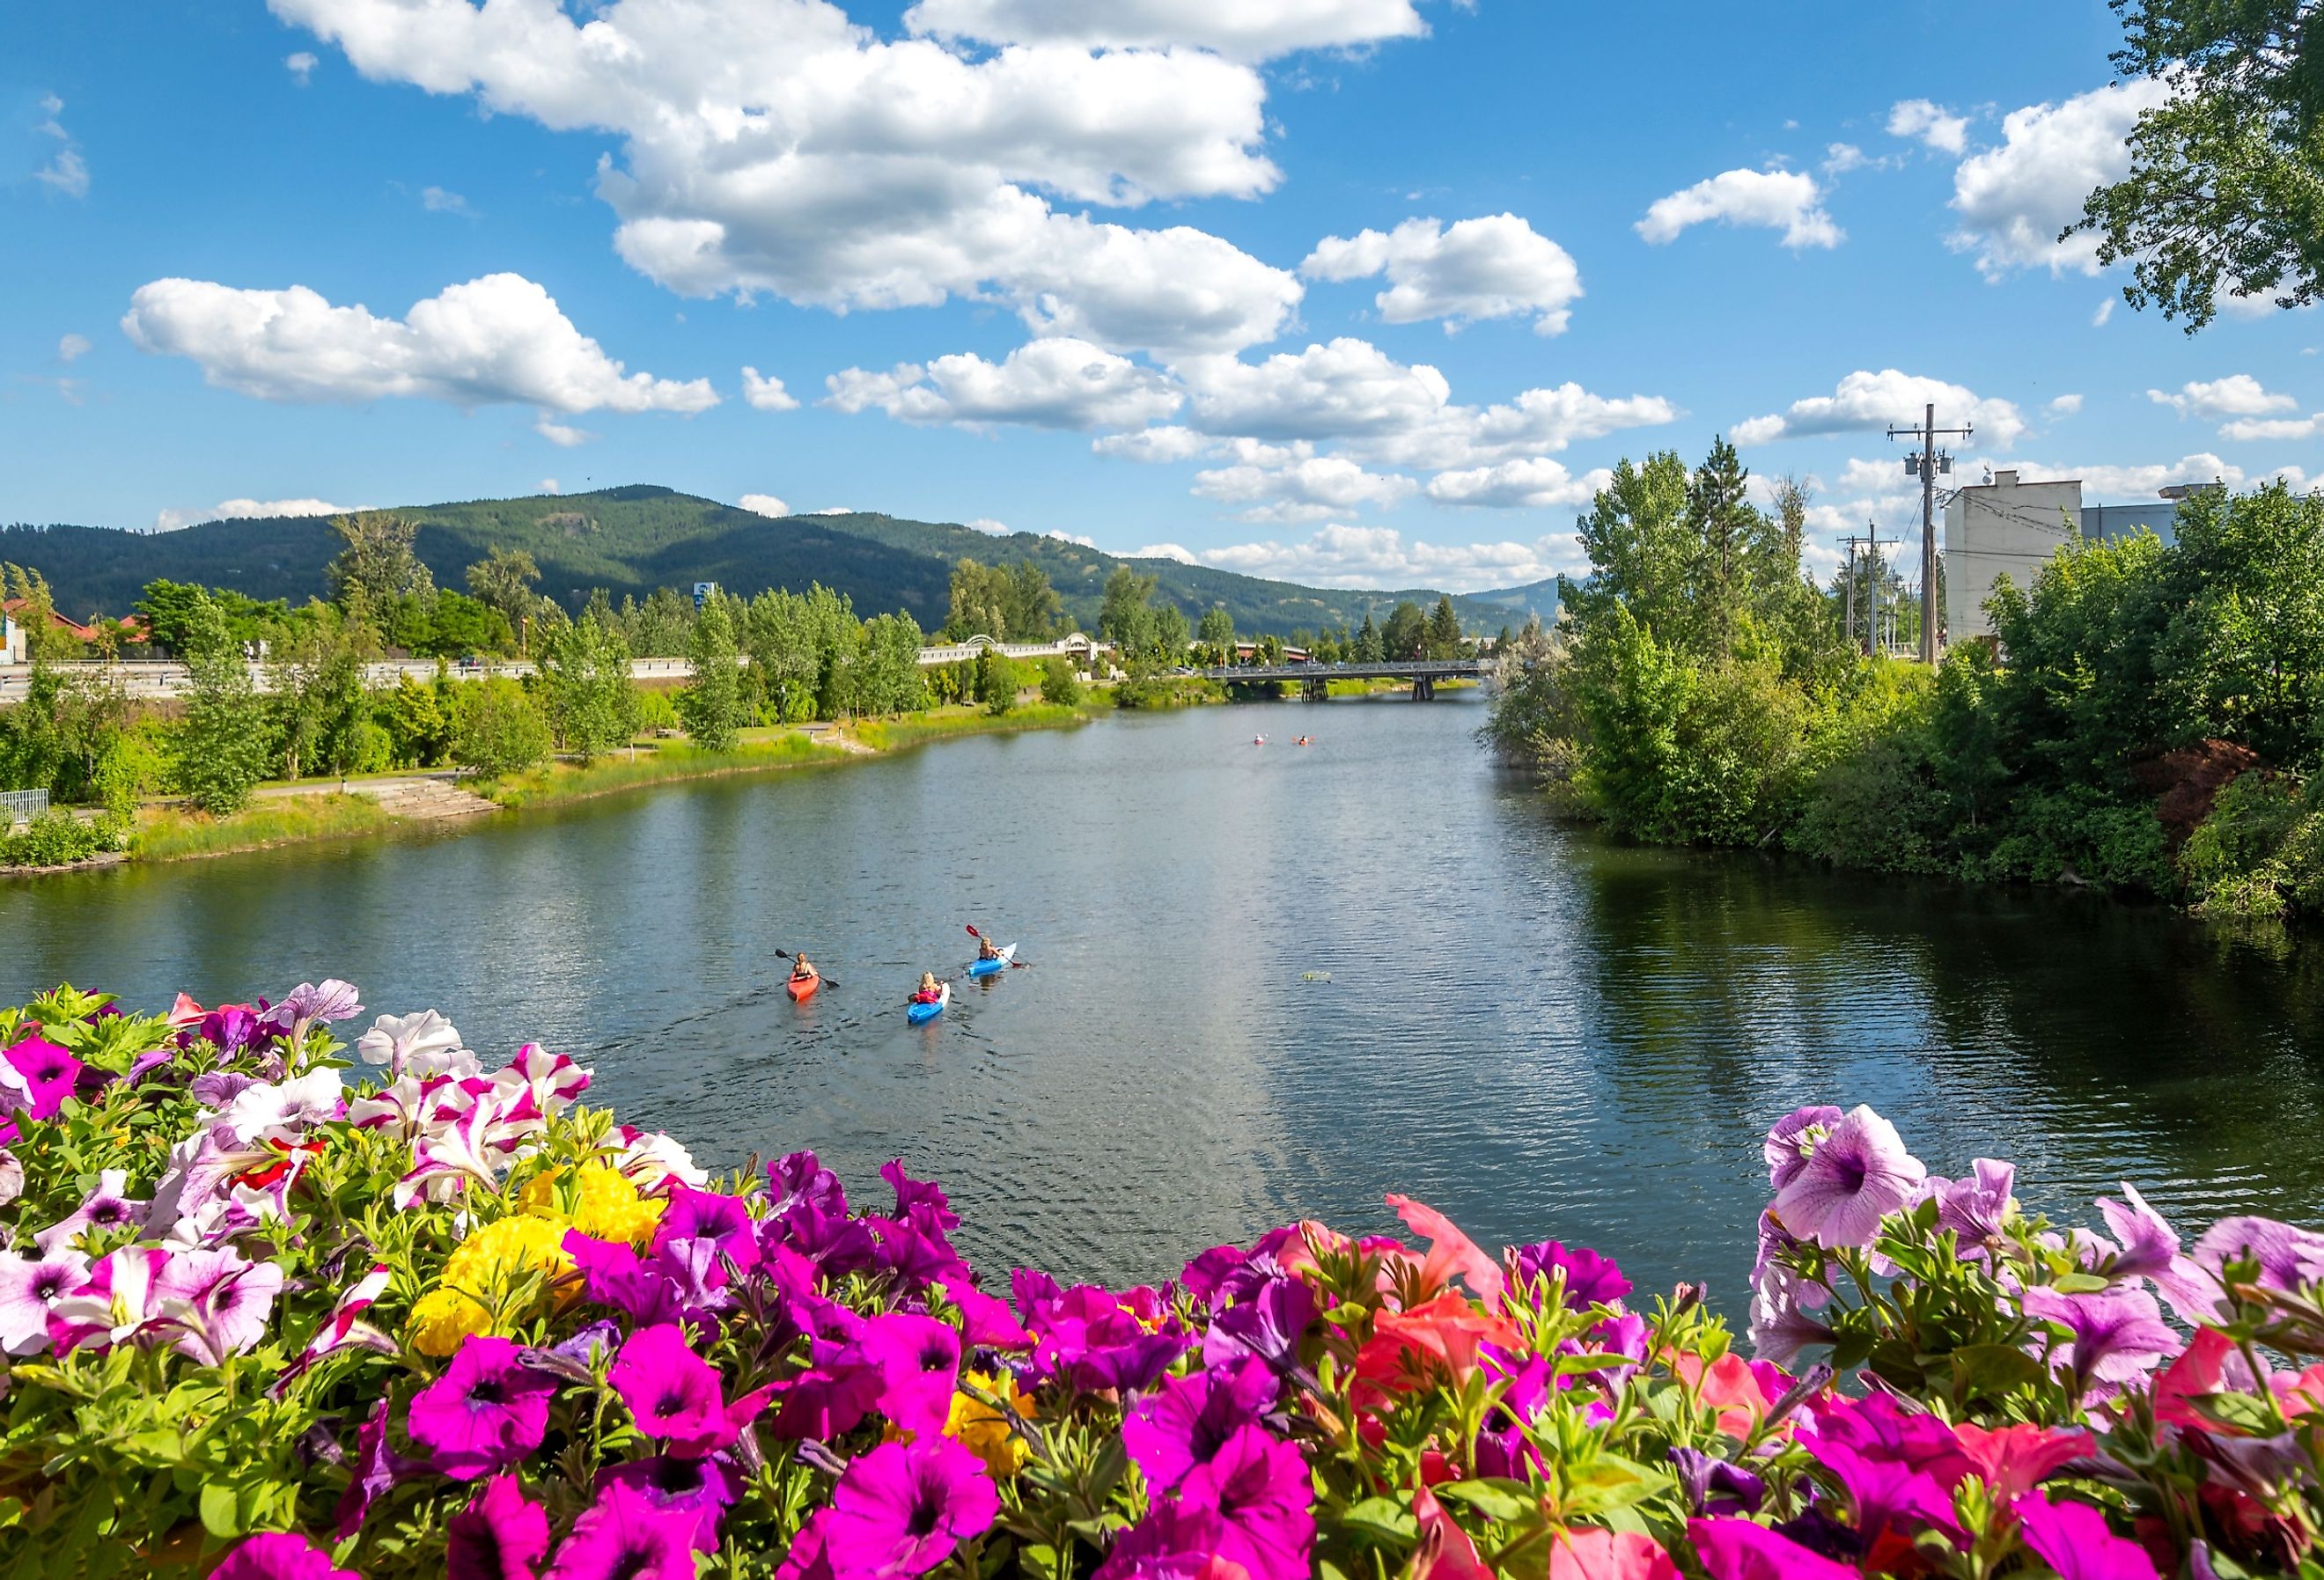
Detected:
[0,985,2320,1578]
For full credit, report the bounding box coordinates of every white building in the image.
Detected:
[1943,474,2208,644]
[2,611,22,666]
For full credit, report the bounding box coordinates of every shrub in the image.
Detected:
[0,809,110,866]
[1039,656,1083,707]
[452,677,552,781]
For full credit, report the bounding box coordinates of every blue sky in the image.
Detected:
[4,0,2315,593]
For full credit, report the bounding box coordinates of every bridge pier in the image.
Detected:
[1302,676,1327,702]
[1413,676,1435,701]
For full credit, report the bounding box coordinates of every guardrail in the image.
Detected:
[1,788,49,825]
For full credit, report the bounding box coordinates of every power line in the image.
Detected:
[1887,403,1974,662]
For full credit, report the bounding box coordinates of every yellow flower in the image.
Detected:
[518,1163,665,1246]
[408,1215,577,1357]
[945,1370,1036,1477]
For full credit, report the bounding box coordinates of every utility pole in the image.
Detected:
[1887,402,1973,664]
[1840,535,1857,651]
[1839,522,1885,656]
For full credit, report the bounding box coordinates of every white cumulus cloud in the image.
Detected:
[1948,79,2169,278]
[824,337,1181,430]
[967,517,1011,535]
[1194,451,1419,523]
[1425,457,1610,510]
[2219,414,2322,443]
[1128,542,1200,563]
[2146,375,2296,420]
[286,51,319,84]
[1301,213,1583,334]
[1886,99,1969,156]
[2045,393,2083,417]
[533,415,596,446]
[1199,523,1585,591]
[153,496,357,534]
[739,493,791,518]
[121,272,719,414]
[902,0,1432,61]
[741,367,800,412]
[1092,425,1210,463]
[1636,168,1840,250]
[1732,368,2025,449]
[271,0,1305,356]
[56,334,91,363]
[1982,453,2309,498]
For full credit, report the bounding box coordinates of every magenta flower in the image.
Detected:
[881,1157,960,1231]
[1093,1502,1235,1579]
[1,1034,85,1122]
[448,1473,551,1580]
[2012,1493,2159,1580]
[931,1276,1033,1349]
[272,1264,397,1397]
[868,1209,972,1291]
[766,1150,846,1217]
[47,1245,168,1352]
[820,1437,999,1578]
[1763,1106,1844,1191]
[651,1185,761,1275]
[1174,1423,1313,1580]
[1510,1238,1632,1308]
[858,1311,962,1437]
[771,1201,879,1278]
[600,1452,742,1554]
[545,1479,699,1580]
[33,1167,147,1253]
[209,1532,362,1580]
[563,1231,684,1326]
[1202,1274,1316,1377]
[1123,1357,1278,1494]
[610,1322,769,1458]
[2019,1285,2181,1397]
[0,1244,88,1356]
[1769,1105,1925,1250]
[408,1334,558,1481]
[1020,1277,1192,1394]
[1688,1517,1861,1580]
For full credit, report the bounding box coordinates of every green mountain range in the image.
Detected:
[0,485,1558,638]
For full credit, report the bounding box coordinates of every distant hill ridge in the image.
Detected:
[0,484,1559,639]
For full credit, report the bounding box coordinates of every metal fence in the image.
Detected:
[0,788,49,826]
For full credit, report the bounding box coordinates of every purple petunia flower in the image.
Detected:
[819,1437,999,1579]
[1092,1502,1236,1579]
[766,1150,846,1218]
[1174,1423,1313,1580]
[544,1479,699,1580]
[447,1473,551,1580]
[880,1158,960,1232]
[609,1322,770,1459]
[1769,1105,1925,1251]
[154,1246,285,1365]
[651,1185,761,1275]
[2192,1215,2324,1295]
[335,1396,426,1540]
[210,1532,363,1580]
[408,1334,559,1481]
[562,1231,686,1327]
[2012,1493,2159,1580]
[1123,1357,1278,1495]
[600,1452,742,1554]
[2019,1285,2181,1398]
[1927,1158,2015,1255]
[1764,1106,1845,1192]
[770,1201,878,1279]
[0,1244,88,1356]
[1020,1279,1189,1394]
[1747,1264,1834,1369]
[199,1004,261,1056]
[1509,1238,1632,1309]
[2095,1183,2226,1321]
[1669,1447,1767,1518]
[1201,1274,1316,1377]
[930,1275,1032,1349]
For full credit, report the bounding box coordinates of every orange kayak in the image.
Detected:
[785,972,820,1003]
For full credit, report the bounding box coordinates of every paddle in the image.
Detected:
[965,922,1034,969]
[772,948,840,990]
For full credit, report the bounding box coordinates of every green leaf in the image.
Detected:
[198,1481,241,1540]
[1340,1495,1420,1543]
[1435,1479,1532,1523]
[2048,1272,2111,1295]
[1949,1342,2045,1399]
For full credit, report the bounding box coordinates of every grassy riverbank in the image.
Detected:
[851,697,1108,750]
[483,731,851,811]
[128,793,402,862]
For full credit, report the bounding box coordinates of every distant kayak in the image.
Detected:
[907,982,951,1025]
[785,971,820,1003]
[967,943,1018,978]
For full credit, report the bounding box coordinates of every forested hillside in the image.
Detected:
[0,486,1554,637]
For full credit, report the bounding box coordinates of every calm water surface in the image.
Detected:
[7,697,2322,1301]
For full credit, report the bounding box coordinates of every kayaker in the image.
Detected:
[976,935,1002,963]
[791,954,817,983]
[913,971,943,1003]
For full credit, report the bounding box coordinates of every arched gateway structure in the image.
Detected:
[914,632,1108,667]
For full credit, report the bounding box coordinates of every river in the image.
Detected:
[6,695,2322,1303]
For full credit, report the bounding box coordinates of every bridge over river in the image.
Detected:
[1195,658,1483,701]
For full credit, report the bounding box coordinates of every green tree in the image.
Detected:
[1560,452,1695,647]
[2157,481,2324,765]
[1150,599,1191,661]
[539,613,639,761]
[975,650,1020,716]
[382,672,452,768]
[802,584,864,721]
[4,564,83,661]
[945,559,1010,640]
[173,594,268,815]
[858,612,929,717]
[1382,600,1427,660]
[1353,614,1383,664]
[325,514,435,634]
[465,548,542,648]
[2074,0,2323,330]
[1099,566,1158,655]
[1004,562,1062,642]
[1196,606,1234,663]
[678,594,745,750]
[746,590,821,724]
[1040,657,1083,706]
[1426,595,1464,659]
[452,677,551,780]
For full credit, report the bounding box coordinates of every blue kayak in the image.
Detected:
[967,942,1018,978]
[907,982,950,1025]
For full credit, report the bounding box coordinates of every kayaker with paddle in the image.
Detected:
[913,971,944,1003]
[976,934,1002,964]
